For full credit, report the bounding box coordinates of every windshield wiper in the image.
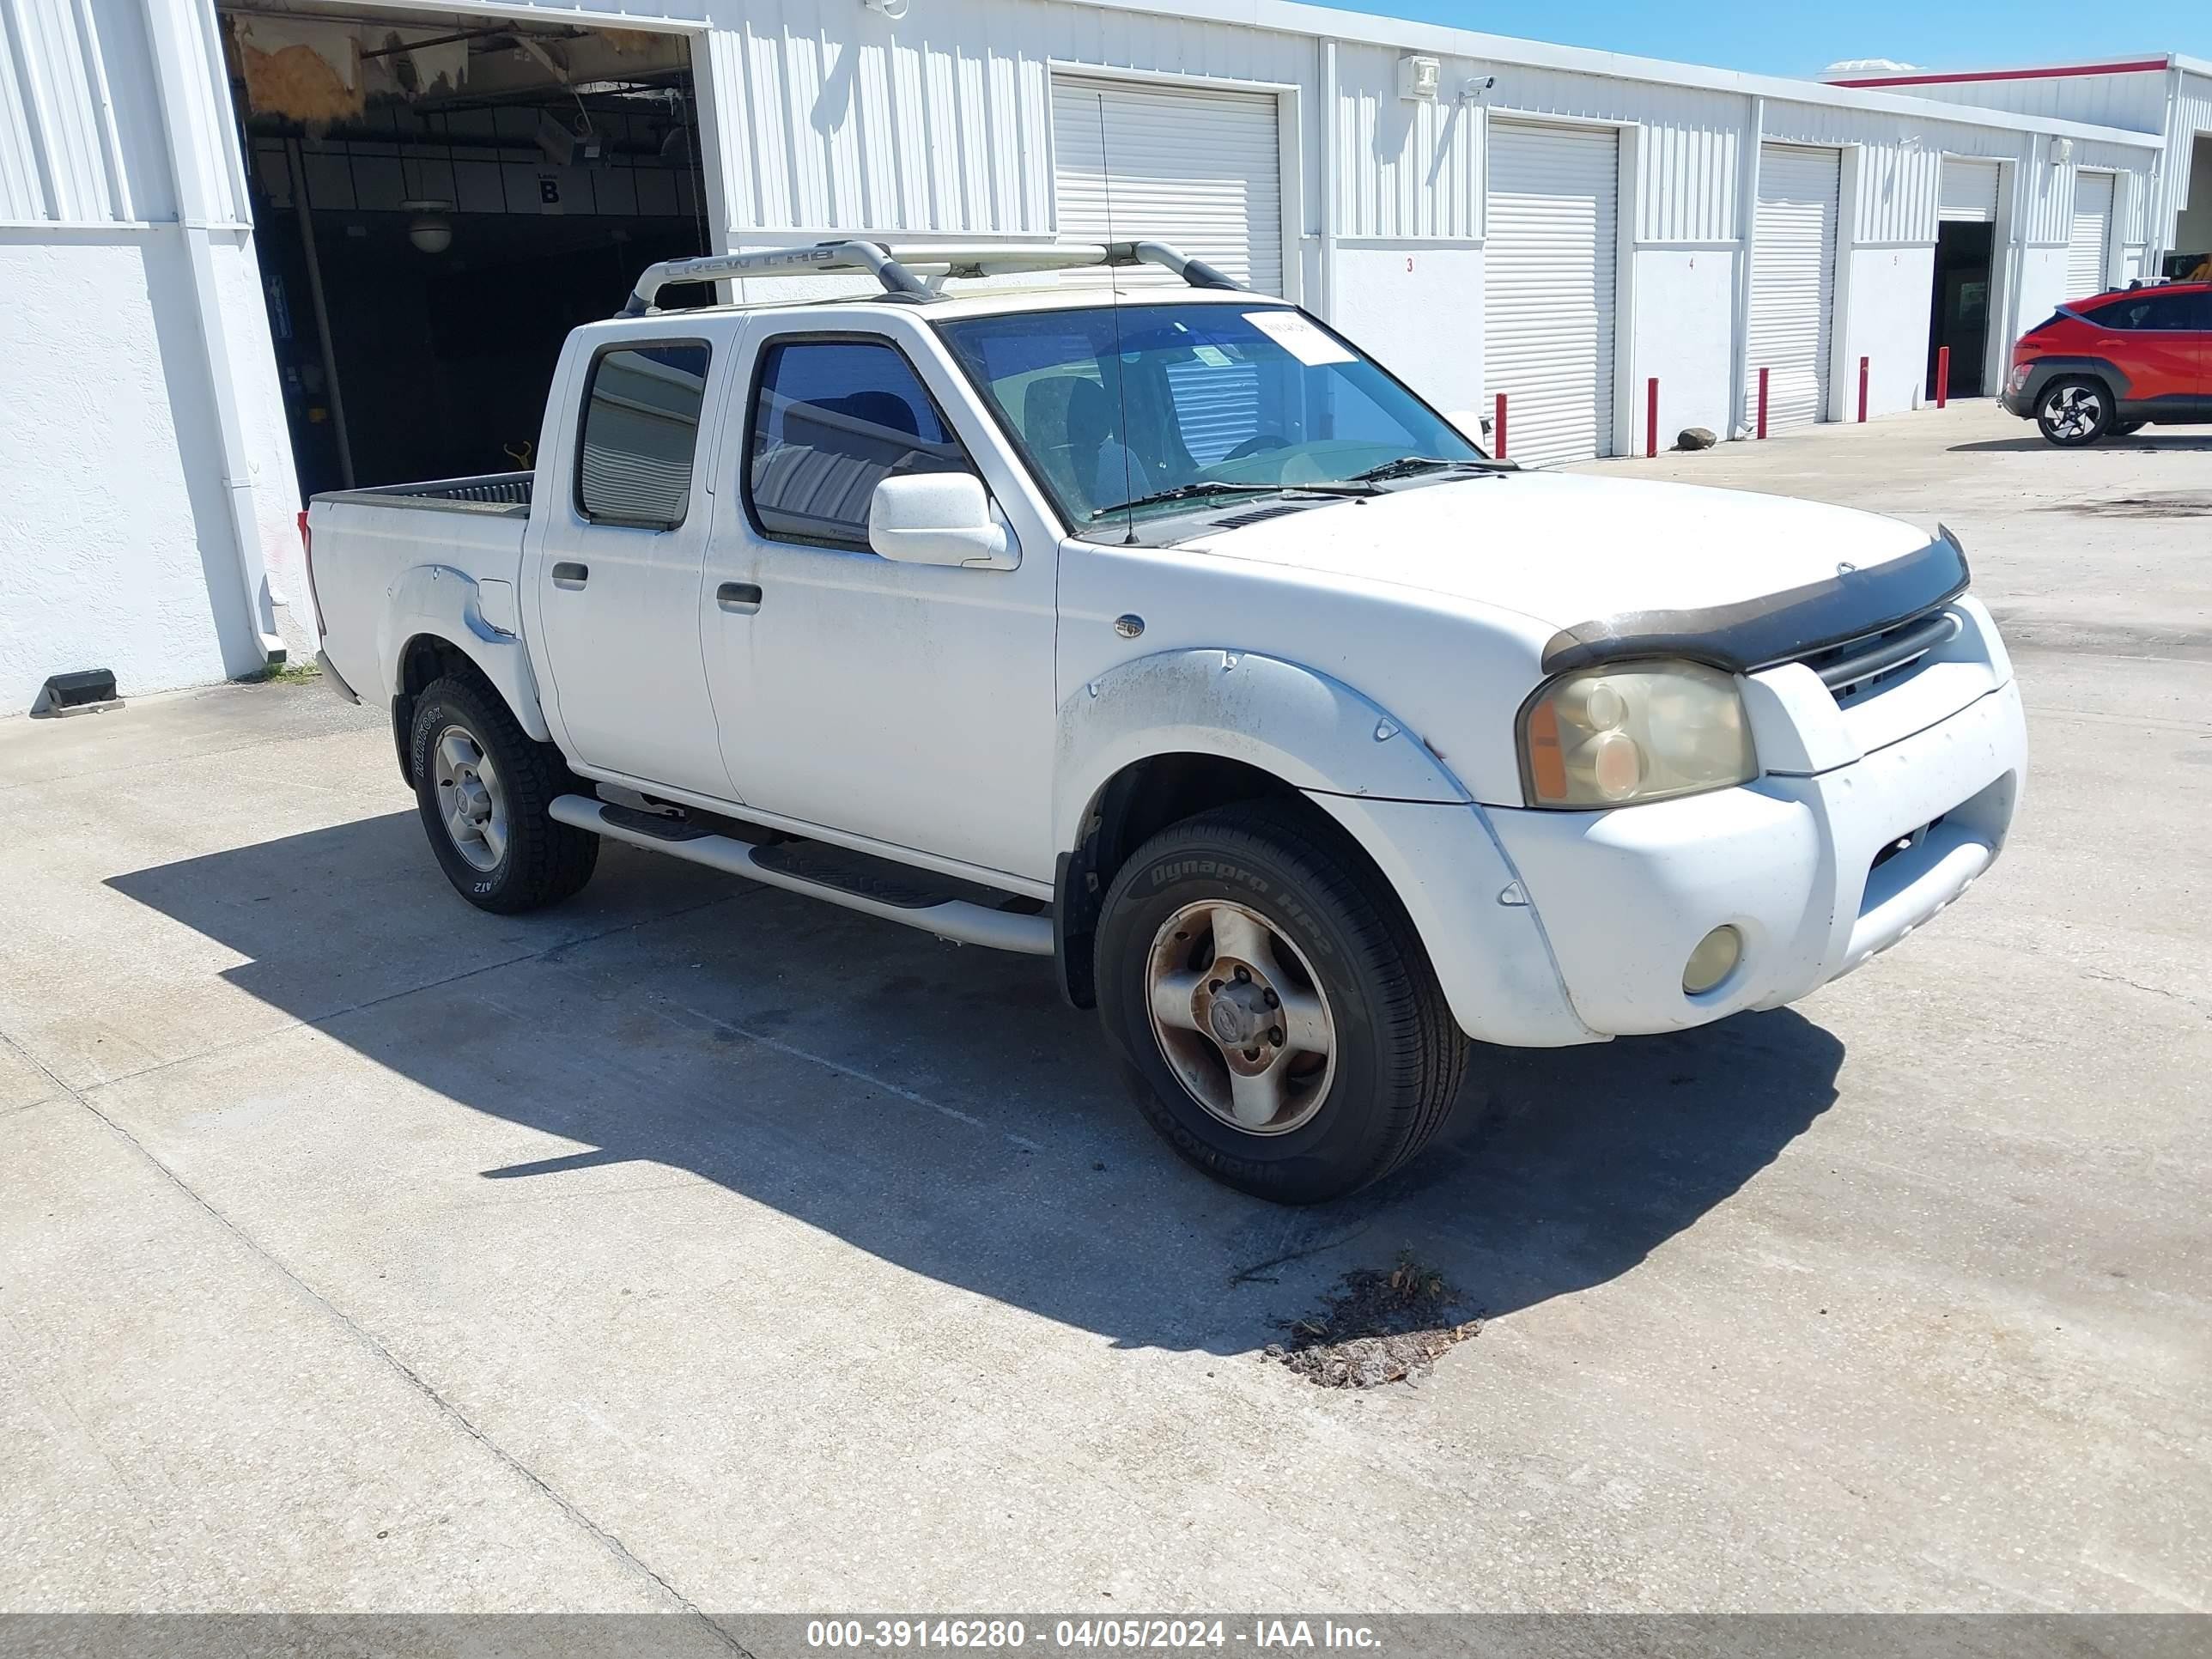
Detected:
[1347,456,1504,483]
[1087,480,1375,520]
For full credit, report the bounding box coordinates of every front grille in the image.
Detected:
[1797,608,1962,706]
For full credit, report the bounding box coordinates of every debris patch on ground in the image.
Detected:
[1268,1254,1481,1389]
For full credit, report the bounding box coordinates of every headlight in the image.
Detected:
[1518,660,1756,808]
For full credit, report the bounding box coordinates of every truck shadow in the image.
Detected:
[107,810,1844,1355]
[1948,434,2212,453]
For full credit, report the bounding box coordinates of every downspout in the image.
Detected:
[1320,39,1339,320]
[2148,63,2184,275]
[1727,95,1763,438]
[141,0,286,665]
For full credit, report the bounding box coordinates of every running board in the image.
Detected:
[548,794,1053,956]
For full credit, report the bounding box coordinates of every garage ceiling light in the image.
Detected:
[402,198,453,253]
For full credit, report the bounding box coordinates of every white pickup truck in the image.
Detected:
[308,238,2026,1203]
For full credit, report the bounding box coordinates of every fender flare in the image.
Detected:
[1052,647,1468,855]
[1049,648,1589,1042]
[378,564,552,745]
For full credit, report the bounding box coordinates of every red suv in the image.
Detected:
[2002,282,2211,445]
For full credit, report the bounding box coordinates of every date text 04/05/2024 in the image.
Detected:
[804,1621,1383,1650]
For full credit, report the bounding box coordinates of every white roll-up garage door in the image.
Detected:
[1052,77,1282,295]
[1939,158,2002,222]
[1747,144,1841,430]
[2066,172,2114,299]
[1482,120,1619,467]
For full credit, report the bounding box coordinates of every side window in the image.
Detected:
[2091,294,2203,332]
[747,339,974,549]
[575,342,711,528]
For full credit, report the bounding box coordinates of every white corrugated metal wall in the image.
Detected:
[0,0,2181,708]
[0,0,170,223]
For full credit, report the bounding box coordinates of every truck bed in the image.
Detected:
[309,471,538,708]
[313,471,534,517]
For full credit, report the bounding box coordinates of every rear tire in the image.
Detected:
[1094,802,1469,1204]
[410,674,598,914]
[2035,376,2112,446]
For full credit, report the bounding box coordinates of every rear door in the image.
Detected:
[526,324,738,799]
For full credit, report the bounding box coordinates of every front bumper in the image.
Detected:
[1486,678,2027,1036]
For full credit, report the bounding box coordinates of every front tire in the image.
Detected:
[1094,803,1470,1204]
[2035,377,2112,446]
[2108,419,2146,437]
[410,674,598,914]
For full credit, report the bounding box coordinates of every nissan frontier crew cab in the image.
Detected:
[308,238,2027,1204]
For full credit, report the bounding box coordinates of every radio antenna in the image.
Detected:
[1094,94,1139,545]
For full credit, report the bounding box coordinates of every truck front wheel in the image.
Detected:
[409,675,598,914]
[1094,803,1470,1204]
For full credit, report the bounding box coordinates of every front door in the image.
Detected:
[702,317,1059,884]
[528,331,735,800]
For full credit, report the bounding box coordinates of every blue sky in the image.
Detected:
[1318,0,2205,81]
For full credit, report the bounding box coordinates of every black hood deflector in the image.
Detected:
[1539,530,1972,677]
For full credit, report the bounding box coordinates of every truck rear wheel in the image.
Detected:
[410,675,598,914]
[1094,803,1469,1204]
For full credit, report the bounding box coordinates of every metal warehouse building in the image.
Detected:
[0,2,2197,713]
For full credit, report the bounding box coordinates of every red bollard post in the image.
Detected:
[1493,392,1507,461]
[1936,346,1950,409]
[1858,356,1869,423]
[1756,367,1769,440]
[1646,377,1659,458]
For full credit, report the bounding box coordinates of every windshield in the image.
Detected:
[933,303,1486,532]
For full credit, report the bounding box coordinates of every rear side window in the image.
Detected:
[2086,293,2206,332]
[746,339,973,549]
[575,342,712,528]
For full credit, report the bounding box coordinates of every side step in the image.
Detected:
[548,794,1053,957]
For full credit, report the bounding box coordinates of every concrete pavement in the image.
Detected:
[2,401,2206,1615]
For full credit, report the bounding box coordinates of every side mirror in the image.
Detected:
[1446,409,1493,443]
[867,472,1018,569]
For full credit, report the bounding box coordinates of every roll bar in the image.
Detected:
[617,238,1241,316]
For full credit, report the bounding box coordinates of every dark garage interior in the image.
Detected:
[1927,219,1993,401]
[222,4,711,499]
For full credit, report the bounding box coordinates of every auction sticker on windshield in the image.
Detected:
[1243,311,1354,367]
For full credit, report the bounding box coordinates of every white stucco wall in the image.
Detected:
[1840,245,1936,421]
[1629,247,1734,445]
[2011,246,2070,347]
[0,231,258,712]
[1328,242,1486,419]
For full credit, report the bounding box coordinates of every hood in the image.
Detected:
[1182,471,1936,633]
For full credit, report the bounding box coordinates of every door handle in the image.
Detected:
[550,562,589,589]
[717,581,763,614]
